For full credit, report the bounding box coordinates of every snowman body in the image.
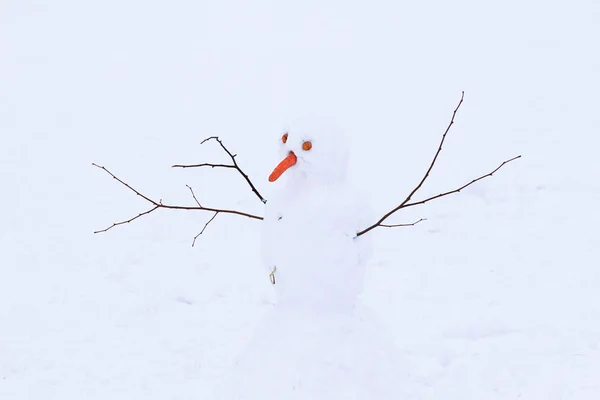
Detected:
[230,122,412,399]
[262,181,373,314]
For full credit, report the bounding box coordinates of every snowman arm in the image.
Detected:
[356,92,521,237]
[173,136,267,204]
[191,211,219,247]
[355,92,465,236]
[356,155,520,236]
[92,163,263,240]
[379,218,426,228]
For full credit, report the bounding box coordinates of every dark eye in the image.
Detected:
[282,133,288,143]
[302,141,312,151]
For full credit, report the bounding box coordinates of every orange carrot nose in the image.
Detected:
[269,152,297,182]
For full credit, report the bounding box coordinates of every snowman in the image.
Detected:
[261,119,373,313]
[230,120,414,399]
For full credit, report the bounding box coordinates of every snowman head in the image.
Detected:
[268,118,350,185]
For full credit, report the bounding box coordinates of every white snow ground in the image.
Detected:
[1,0,599,399]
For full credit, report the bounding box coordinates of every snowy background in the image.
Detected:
[1,0,599,398]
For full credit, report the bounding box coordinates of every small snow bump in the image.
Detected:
[175,296,194,305]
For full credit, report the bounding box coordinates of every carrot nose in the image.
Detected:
[269,152,297,182]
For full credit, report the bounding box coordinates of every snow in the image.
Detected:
[231,122,388,397]
[260,120,373,309]
[1,0,600,399]
[261,180,373,312]
[230,304,413,399]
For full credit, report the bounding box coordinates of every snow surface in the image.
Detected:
[1,0,600,399]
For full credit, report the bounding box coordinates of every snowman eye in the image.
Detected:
[302,141,312,151]
[282,133,288,143]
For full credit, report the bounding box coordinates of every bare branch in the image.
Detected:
[402,91,464,206]
[186,184,202,207]
[192,212,219,247]
[92,163,156,204]
[401,155,522,209]
[357,155,520,236]
[173,163,236,169]
[200,136,219,145]
[356,91,521,237]
[93,163,263,234]
[94,205,160,234]
[379,218,427,228]
[173,136,266,204]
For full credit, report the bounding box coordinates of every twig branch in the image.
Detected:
[172,136,266,204]
[186,184,202,207]
[401,155,522,209]
[173,163,236,169]
[356,91,521,237]
[94,205,160,234]
[192,212,218,247]
[379,218,427,228]
[357,155,521,236]
[401,91,464,206]
[93,163,262,234]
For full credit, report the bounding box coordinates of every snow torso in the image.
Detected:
[262,181,373,314]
